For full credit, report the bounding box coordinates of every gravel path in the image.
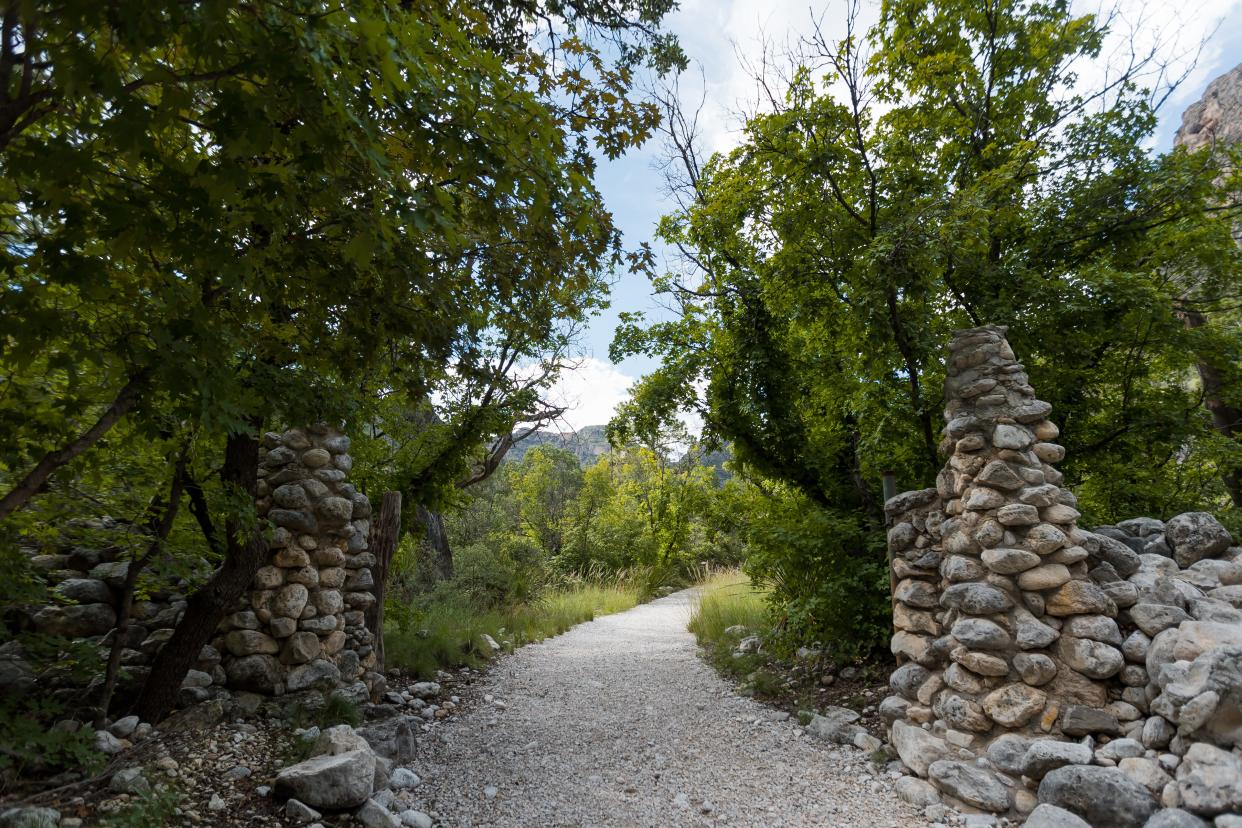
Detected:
[414,589,927,827]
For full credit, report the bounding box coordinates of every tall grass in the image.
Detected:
[688,568,770,644]
[385,578,645,679]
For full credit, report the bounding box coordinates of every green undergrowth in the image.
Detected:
[688,569,776,689]
[384,577,647,679]
[96,786,182,827]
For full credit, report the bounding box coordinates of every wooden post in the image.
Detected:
[367,491,402,673]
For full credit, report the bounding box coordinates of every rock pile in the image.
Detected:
[883,325,1242,826]
[273,719,430,827]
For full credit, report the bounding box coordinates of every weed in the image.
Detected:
[0,698,103,787]
[97,785,181,827]
[384,578,645,679]
[687,569,770,645]
[287,694,361,731]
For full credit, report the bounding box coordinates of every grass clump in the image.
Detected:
[384,576,644,679]
[688,569,775,690]
[688,569,770,644]
[97,786,181,827]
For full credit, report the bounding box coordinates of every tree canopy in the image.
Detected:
[616,0,1242,527]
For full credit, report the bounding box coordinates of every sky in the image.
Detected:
[542,0,1242,432]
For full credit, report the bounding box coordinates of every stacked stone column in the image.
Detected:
[218,427,381,700]
[885,325,1126,814]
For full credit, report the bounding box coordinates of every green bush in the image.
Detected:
[0,697,104,787]
[452,535,546,608]
[97,786,182,827]
[687,569,770,644]
[742,492,890,662]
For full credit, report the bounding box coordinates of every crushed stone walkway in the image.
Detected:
[414,589,927,826]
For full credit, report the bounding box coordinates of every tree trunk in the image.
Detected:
[366,491,402,672]
[415,504,452,586]
[1181,309,1242,508]
[133,427,264,723]
[0,371,147,522]
[97,467,185,725]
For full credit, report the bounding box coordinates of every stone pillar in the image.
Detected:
[219,427,380,701]
[886,325,1127,815]
[887,487,944,672]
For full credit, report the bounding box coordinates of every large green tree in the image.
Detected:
[0,0,680,721]
[613,0,1241,651]
[617,0,1242,528]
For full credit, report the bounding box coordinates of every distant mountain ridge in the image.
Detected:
[504,424,611,467]
[505,424,734,480]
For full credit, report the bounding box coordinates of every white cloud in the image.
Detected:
[661,0,1240,157]
[538,357,637,432]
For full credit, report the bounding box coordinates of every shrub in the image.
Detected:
[741,493,890,662]
[452,535,547,608]
[97,785,182,827]
[687,569,770,645]
[0,697,103,788]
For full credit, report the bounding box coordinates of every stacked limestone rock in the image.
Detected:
[883,326,1242,827]
[885,325,1126,815]
[0,520,219,707]
[216,427,383,703]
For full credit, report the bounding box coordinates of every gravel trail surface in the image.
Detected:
[415,589,927,827]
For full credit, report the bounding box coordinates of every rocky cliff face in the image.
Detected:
[1175,62,1242,153]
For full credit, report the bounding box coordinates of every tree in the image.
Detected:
[616,0,1242,535]
[513,445,586,557]
[2,0,681,720]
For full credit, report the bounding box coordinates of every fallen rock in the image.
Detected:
[806,706,864,745]
[108,715,140,738]
[358,716,417,764]
[109,767,150,795]
[0,807,61,828]
[894,776,940,807]
[398,811,433,828]
[356,798,400,828]
[1142,809,1210,828]
[409,681,440,699]
[389,767,420,790]
[274,749,376,810]
[286,798,322,824]
[1165,512,1232,568]
[314,724,370,756]
[1176,741,1242,816]
[891,719,950,776]
[93,729,125,755]
[1024,803,1090,828]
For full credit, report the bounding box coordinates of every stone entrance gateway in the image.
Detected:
[216,427,384,702]
[883,325,1242,824]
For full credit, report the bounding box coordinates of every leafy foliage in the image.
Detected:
[616,0,1242,652]
[0,697,103,785]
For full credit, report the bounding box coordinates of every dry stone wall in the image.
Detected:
[218,427,382,702]
[0,426,383,715]
[884,326,1242,826]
